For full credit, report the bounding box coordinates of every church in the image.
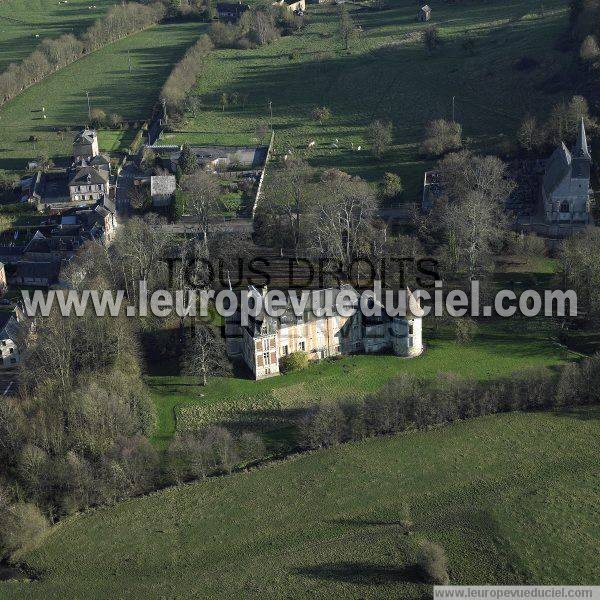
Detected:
[226,285,424,380]
[542,118,592,225]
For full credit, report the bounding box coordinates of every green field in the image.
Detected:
[0,0,113,71]
[163,0,570,199]
[96,128,136,153]
[0,21,204,170]
[149,318,575,448]
[4,407,599,598]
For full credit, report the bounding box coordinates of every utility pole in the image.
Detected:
[85,91,91,121]
[452,96,455,123]
[268,99,273,130]
[128,51,132,73]
[162,98,168,125]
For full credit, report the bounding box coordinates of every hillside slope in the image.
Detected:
[3,408,599,598]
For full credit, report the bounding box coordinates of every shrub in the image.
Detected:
[420,119,462,157]
[0,502,48,560]
[454,318,477,344]
[416,540,449,585]
[339,399,366,442]
[237,432,266,463]
[367,120,393,159]
[380,172,403,201]
[279,351,308,374]
[311,106,332,125]
[299,404,345,449]
[580,35,600,63]
[89,108,107,128]
[422,26,441,52]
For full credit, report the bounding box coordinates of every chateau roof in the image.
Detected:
[244,285,420,337]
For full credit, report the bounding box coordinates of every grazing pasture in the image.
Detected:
[4,407,599,598]
[164,0,570,198]
[0,22,204,170]
[0,0,113,71]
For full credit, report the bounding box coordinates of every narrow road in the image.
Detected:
[115,160,136,221]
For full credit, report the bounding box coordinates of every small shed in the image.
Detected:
[417,4,431,21]
[216,2,250,22]
[150,175,176,208]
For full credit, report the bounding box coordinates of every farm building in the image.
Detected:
[273,0,306,12]
[216,2,250,22]
[418,5,431,21]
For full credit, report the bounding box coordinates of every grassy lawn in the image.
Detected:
[97,128,137,153]
[0,22,205,171]
[5,407,599,598]
[164,0,570,200]
[0,0,112,71]
[148,317,575,448]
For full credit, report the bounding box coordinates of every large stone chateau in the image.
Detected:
[226,285,424,380]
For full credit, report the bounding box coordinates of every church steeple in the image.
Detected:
[571,117,591,179]
[574,117,591,159]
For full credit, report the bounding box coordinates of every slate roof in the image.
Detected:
[74,129,97,145]
[24,231,78,254]
[16,261,61,283]
[217,2,249,13]
[543,143,571,195]
[69,166,109,186]
[0,246,25,262]
[242,285,421,337]
[572,117,591,179]
[0,311,21,342]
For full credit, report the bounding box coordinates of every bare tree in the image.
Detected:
[338,4,356,51]
[367,120,393,159]
[183,322,229,386]
[434,151,514,279]
[181,170,221,250]
[310,170,376,266]
[113,214,173,299]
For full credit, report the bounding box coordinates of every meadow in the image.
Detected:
[0,22,204,170]
[4,407,599,598]
[0,0,113,71]
[164,0,571,199]
[148,316,576,448]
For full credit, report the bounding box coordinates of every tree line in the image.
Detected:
[0,2,166,107]
[298,356,600,450]
[160,34,214,113]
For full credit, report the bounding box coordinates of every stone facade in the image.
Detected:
[73,129,99,161]
[227,285,424,380]
[542,118,591,225]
